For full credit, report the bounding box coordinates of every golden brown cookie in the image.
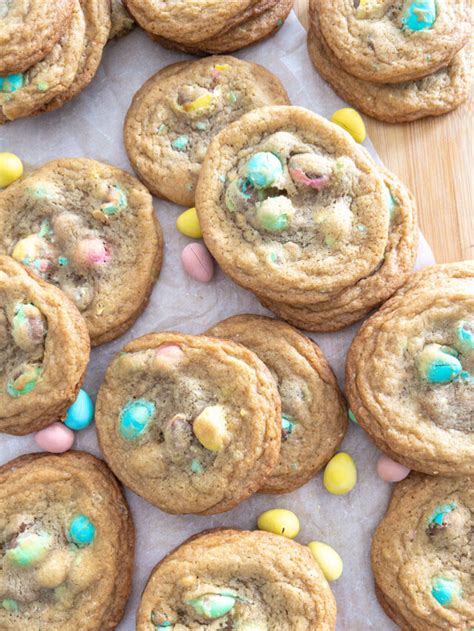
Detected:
[207,315,347,493]
[137,529,337,630]
[0,256,90,436]
[0,451,134,630]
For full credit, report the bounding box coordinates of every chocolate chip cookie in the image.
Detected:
[346,262,474,475]
[372,473,473,630]
[95,332,281,515]
[0,451,134,630]
[124,56,290,206]
[0,256,90,435]
[137,529,337,630]
[207,315,347,493]
[0,159,163,346]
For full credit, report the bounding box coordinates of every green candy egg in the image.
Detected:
[256,197,293,232]
[6,530,52,567]
[7,364,42,398]
[281,414,295,440]
[186,593,236,619]
[1,599,19,613]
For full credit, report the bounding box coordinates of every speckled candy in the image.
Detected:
[35,422,75,453]
[323,452,357,495]
[186,593,236,619]
[307,541,343,581]
[181,243,214,282]
[74,238,111,267]
[377,455,410,482]
[6,530,52,566]
[257,509,300,539]
[246,152,283,189]
[0,152,24,188]
[431,577,460,607]
[65,389,94,431]
[416,344,462,383]
[119,399,155,439]
[68,515,96,546]
[402,0,437,31]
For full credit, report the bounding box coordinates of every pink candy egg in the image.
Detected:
[181,243,214,283]
[35,422,75,453]
[75,238,111,267]
[156,344,185,363]
[377,455,410,482]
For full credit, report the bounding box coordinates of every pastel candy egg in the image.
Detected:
[281,413,295,440]
[323,452,357,495]
[68,515,96,546]
[12,234,53,268]
[0,73,24,94]
[331,108,366,143]
[35,422,75,453]
[65,389,94,431]
[193,405,229,452]
[119,399,155,439]
[288,153,331,191]
[0,152,24,187]
[186,594,236,619]
[176,207,202,238]
[156,344,185,364]
[428,503,456,528]
[377,455,410,482]
[11,303,46,354]
[73,238,111,267]
[257,509,300,539]
[416,344,462,383]
[431,577,460,607]
[6,530,52,566]
[1,599,19,613]
[256,197,293,232]
[356,0,388,19]
[402,0,436,31]
[456,321,474,353]
[307,541,343,581]
[181,243,214,282]
[246,152,283,189]
[7,363,42,397]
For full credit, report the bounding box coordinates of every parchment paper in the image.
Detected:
[0,12,435,630]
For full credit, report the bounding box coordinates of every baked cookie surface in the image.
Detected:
[137,529,337,630]
[317,0,472,84]
[307,7,473,123]
[346,262,474,475]
[207,315,347,493]
[0,0,74,75]
[372,473,473,630]
[95,332,281,515]
[124,56,290,206]
[196,105,391,304]
[0,451,134,630]
[0,159,163,346]
[0,256,90,435]
[109,0,135,39]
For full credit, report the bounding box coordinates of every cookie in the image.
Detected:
[307,6,473,123]
[0,0,74,75]
[207,315,347,493]
[137,528,337,630]
[372,473,473,630]
[0,159,163,346]
[124,56,290,206]
[0,256,90,435]
[0,451,134,630]
[95,332,281,515]
[258,167,419,331]
[316,0,472,84]
[196,105,391,305]
[346,262,474,475]
[109,0,135,39]
[0,0,86,124]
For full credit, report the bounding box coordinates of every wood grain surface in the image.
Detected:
[294,0,473,263]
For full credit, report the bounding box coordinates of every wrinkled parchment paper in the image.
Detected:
[0,12,435,630]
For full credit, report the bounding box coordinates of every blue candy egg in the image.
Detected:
[417,345,462,383]
[246,152,283,189]
[402,0,437,31]
[457,321,474,353]
[428,503,456,527]
[431,577,460,607]
[65,389,94,431]
[119,399,155,440]
[0,73,24,93]
[69,515,96,546]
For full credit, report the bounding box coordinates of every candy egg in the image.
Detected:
[0,73,24,93]
[65,389,94,431]
[35,422,75,453]
[186,594,236,619]
[323,452,357,495]
[348,409,359,425]
[281,413,295,440]
[0,152,24,188]
[1,599,18,613]
[456,321,474,353]
[402,0,436,31]
[156,344,185,363]
[68,515,96,546]
[181,243,214,282]
[307,541,343,581]
[257,509,300,539]
[11,303,46,355]
[119,399,155,440]
[6,530,52,567]
[7,363,42,397]
[247,152,283,189]
[73,238,111,267]
[416,344,462,383]
[431,577,460,607]
[176,207,202,238]
[376,455,410,482]
[356,0,388,18]
[193,405,229,452]
[256,197,293,232]
[331,108,366,144]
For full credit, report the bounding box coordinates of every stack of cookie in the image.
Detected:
[124,0,294,54]
[0,0,133,124]
[307,0,473,122]
[195,105,418,331]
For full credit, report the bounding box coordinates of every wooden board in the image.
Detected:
[294,0,473,263]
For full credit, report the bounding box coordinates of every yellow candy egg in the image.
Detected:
[257,509,300,539]
[323,452,357,495]
[308,541,343,582]
[193,405,229,452]
[331,108,366,144]
[0,152,23,188]
[183,94,214,113]
[176,207,203,239]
